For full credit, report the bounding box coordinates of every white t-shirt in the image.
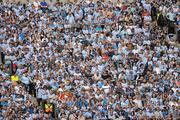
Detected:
[33,2,40,10]
[102,85,110,93]
[143,3,151,12]
[166,12,176,21]
[66,15,75,24]
[21,76,30,85]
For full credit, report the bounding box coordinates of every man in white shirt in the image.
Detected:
[166,9,176,22]
[33,0,40,11]
[66,12,75,24]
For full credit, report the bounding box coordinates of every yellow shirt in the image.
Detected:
[45,104,53,113]
[11,75,19,82]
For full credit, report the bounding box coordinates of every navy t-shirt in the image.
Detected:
[40,1,48,12]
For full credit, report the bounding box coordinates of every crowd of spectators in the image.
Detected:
[0,0,179,119]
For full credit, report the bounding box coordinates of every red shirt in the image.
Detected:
[102,54,109,61]
[142,12,150,17]
[121,5,127,11]
[13,63,17,69]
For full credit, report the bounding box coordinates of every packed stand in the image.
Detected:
[0,0,180,119]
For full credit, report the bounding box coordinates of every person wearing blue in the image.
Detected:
[18,33,25,42]
[40,0,48,13]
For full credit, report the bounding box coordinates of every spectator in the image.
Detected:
[0,0,179,119]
